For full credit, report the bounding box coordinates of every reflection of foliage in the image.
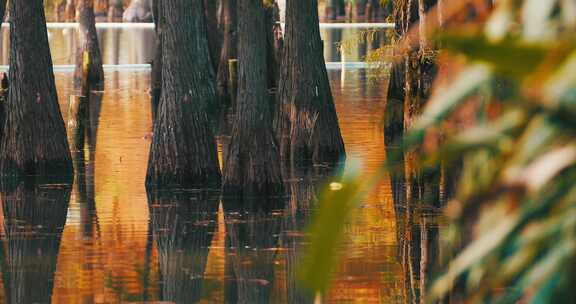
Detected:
[302,1,576,303]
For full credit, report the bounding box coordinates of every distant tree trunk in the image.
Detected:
[65,0,76,21]
[216,0,238,109]
[205,0,221,72]
[146,0,221,188]
[108,0,123,21]
[222,0,283,197]
[94,0,109,19]
[277,0,345,166]
[0,0,73,180]
[75,0,104,90]
[264,1,283,89]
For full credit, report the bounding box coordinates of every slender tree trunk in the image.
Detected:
[216,0,238,109]
[150,0,162,122]
[277,0,345,166]
[108,0,123,21]
[264,1,282,89]
[223,0,283,197]
[0,0,73,180]
[146,0,221,188]
[94,0,109,19]
[75,0,104,90]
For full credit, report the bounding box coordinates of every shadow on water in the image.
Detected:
[147,188,220,304]
[0,182,71,304]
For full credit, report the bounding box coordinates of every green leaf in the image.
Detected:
[298,161,364,293]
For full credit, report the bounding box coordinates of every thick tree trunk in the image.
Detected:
[0,0,73,180]
[146,0,221,188]
[222,0,283,197]
[216,0,238,109]
[276,0,345,166]
[75,0,104,90]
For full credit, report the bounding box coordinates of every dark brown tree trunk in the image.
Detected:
[146,0,221,188]
[0,0,6,23]
[75,0,104,90]
[0,0,73,180]
[205,0,222,72]
[276,0,345,166]
[150,0,162,122]
[264,1,283,90]
[223,0,283,197]
[216,0,238,109]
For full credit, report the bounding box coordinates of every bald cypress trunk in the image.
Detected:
[222,0,283,197]
[216,0,238,109]
[277,0,345,166]
[146,0,221,188]
[205,0,221,72]
[0,0,73,180]
[75,0,104,90]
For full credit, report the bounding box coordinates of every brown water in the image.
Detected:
[0,68,442,303]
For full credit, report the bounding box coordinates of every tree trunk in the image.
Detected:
[108,0,123,21]
[94,0,108,19]
[205,0,222,72]
[0,0,73,180]
[0,0,6,23]
[75,0,104,90]
[264,1,282,90]
[150,0,162,122]
[216,0,238,110]
[276,0,345,166]
[222,0,283,197]
[146,0,221,188]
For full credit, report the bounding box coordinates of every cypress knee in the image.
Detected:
[146,0,221,188]
[277,0,345,166]
[0,0,73,180]
[222,0,283,197]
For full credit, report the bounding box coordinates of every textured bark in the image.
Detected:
[276,0,345,166]
[222,0,283,197]
[146,0,221,188]
[0,0,73,180]
[147,189,218,303]
[75,0,104,90]
[205,0,222,72]
[216,0,238,109]
[0,182,70,304]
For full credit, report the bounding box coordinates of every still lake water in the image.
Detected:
[0,27,442,303]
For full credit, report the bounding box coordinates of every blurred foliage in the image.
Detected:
[300,0,576,303]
